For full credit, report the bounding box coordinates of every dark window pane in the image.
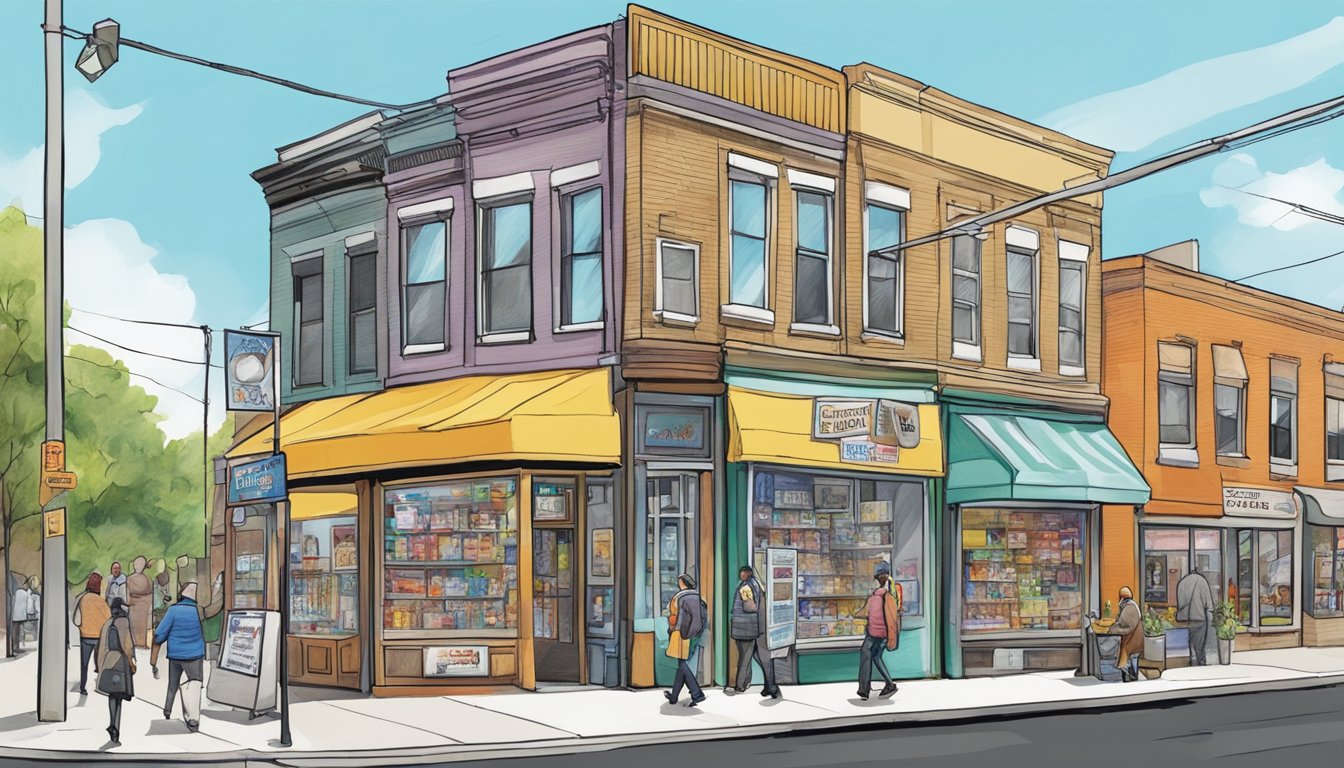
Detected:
[1008,322,1033,356]
[299,274,322,323]
[952,305,974,344]
[797,192,829,254]
[1059,263,1083,309]
[405,282,446,346]
[795,252,828,325]
[485,265,531,334]
[952,235,980,274]
[350,253,376,312]
[1215,383,1242,454]
[867,269,897,332]
[1008,294,1033,325]
[406,221,446,283]
[350,310,375,373]
[1270,396,1294,461]
[1159,379,1192,445]
[298,322,322,385]
[1060,306,1083,333]
[731,180,766,238]
[953,274,978,303]
[1059,329,1082,367]
[661,245,697,317]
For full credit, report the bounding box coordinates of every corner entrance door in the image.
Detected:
[646,473,700,684]
[534,527,579,681]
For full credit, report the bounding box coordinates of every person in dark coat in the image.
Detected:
[1176,568,1214,666]
[663,574,707,708]
[730,565,779,698]
[96,598,136,745]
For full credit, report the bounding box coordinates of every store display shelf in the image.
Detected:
[385,594,505,601]
[831,545,891,551]
[965,578,1018,583]
[799,593,873,600]
[395,528,511,535]
[383,559,507,567]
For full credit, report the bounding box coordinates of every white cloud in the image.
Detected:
[1199,153,1344,230]
[0,89,144,213]
[65,218,223,442]
[1040,17,1344,152]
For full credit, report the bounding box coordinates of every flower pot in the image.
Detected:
[1143,634,1166,663]
[1217,638,1233,665]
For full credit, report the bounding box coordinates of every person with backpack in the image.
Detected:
[855,561,902,700]
[664,573,707,708]
[152,582,206,731]
[730,565,779,698]
[73,572,110,695]
[96,598,137,745]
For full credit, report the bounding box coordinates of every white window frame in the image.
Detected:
[555,184,605,333]
[862,181,909,341]
[1057,242,1088,377]
[724,163,775,324]
[1269,390,1297,472]
[475,195,535,345]
[790,185,836,334]
[1005,225,1040,370]
[950,233,982,362]
[1157,340,1198,467]
[399,214,450,356]
[654,237,700,327]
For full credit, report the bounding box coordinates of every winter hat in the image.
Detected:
[179,582,198,601]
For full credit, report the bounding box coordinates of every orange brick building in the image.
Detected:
[1102,246,1344,651]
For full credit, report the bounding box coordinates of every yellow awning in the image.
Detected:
[289,492,358,521]
[727,386,943,476]
[228,368,620,479]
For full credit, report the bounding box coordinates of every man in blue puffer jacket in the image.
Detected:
[151,582,205,731]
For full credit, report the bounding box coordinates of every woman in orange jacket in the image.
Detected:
[72,572,110,696]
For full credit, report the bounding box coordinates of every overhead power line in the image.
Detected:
[873,91,1344,258]
[1233,246,1344,284]
[59,24,435,112]
[70,305,211,332]
[65,353,204,403]
[67,324,213,367]
[1217,186,1344,228]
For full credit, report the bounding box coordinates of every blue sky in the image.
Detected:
[2,0,1342,437]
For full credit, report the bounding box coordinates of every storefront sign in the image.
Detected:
[840,438,899,465]
[227,454,287,507]
[644,411,706,450]
[218,610,266,676]
[1223,486,1297,519]
[813,399,874,439]
[423,645,490,677]
[873,400,921,449]
[223,330,278,412]
[766,548,798,650]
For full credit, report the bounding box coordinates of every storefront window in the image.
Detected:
[533,477,577,643]
[749,468,924,643]
[1308,526,1344,617]
[1257,529,1294,626]
[1140,527,1224,610]
[382,478,519,633]
[639,474,698,620]
[1236,530,1253,627]
[962,509,1085,633]
[290,516,358,636]
[233,511,268,609]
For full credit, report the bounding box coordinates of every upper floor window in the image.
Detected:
[1005,226,1039,364]
[655,239,699,324]
[1212,344,1248,457]
[1057,241,1088,375]
[403,218,448,352]
[951,234,981,356]
[292,254,323,387]
[347,244,377,375]
[478,200,533,340]
[560,187,603,328]
[1269,358,1298,470]
[729,176,769,309]
[1327,362,1344,480]
[1158,340,1196,463]
[863,182,908,339]
[793,189,833,327]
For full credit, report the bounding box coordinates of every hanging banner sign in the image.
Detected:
[873,400,921,449]
[813,399,874,440]
[224,330,279,412]
[227,454,287,507]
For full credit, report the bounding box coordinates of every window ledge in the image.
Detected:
[862,330,904,346]
[719,304,775,326]
[555,321,604,334]
[1157,446,1199,468]
[477,331,532,345]
[1059,364,1086,378]
[790,322,841,338]
[1006,356,1041,372]
[1269,469,1299,482]
[653,310,699,328]
[952,341,981,362]
[402,342,446,356]
[1216,454,1252,469]
[1328,462,1344,482]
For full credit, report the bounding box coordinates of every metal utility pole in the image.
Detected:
[38,0,69,723]
[202,327,212,563]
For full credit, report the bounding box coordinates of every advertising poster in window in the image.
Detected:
[423,645,490,677]
[218,610,266,677]
[766,547,798,650]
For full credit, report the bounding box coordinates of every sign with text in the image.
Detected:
[840,438,899,465]
[1223,486,1296,519]
[42,441,65,472]
[644,411,706,451]
[218,610,266,676]
[224,330,278,412]
[227,454,287,507]
[873,400,921,449]
[423,645,490,677]
[766,547,798,650]
[813,399,874,440]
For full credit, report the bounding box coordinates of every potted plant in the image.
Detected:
[1142,607,1171,664]
[1213,599,1238,665]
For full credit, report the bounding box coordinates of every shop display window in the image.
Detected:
[962,509,1085,633]
[1140,526,1224,611]
[383,478,519,633]
[289,516,358,636]
[1257,530,1294,626]
[1307,525,1344,617]
[749,468,924,643]
[233,513,268,609]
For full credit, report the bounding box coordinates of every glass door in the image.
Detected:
[644,473,699,685]
[533,478,580,682]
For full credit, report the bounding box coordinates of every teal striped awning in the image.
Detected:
[947,411,1150,506]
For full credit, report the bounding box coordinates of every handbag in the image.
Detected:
[97,621,131,696]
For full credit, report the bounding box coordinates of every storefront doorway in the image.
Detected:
[288,490,364,690]
[642,472,700,685]
[533,478,581,682]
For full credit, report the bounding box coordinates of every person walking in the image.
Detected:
[1176,567,1214,666]
[9,578,31,655]
[152,568,172,630]
[95,598,136,745]
[1106,586,1144,682]
[73,572,110,695]
[855,562,902,700]
[24,578,40,648]
[729,565,779,698]
[127,556,153,649]
[106,561,128,607]
[152,582,206,731]
[663,574,707,708]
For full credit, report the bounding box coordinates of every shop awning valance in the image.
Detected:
[226,368,620,479]
[1297,486,1344,526]
[947,411,1150,505]
[726,386,944,476]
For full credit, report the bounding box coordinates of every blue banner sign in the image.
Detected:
[224,330,278,412]
[227,454,287,507]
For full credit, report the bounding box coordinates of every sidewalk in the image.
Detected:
[0,644,1341,765]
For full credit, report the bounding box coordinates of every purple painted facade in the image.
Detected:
[383,22,627,387]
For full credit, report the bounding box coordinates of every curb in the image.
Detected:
[1,672,1341,766]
